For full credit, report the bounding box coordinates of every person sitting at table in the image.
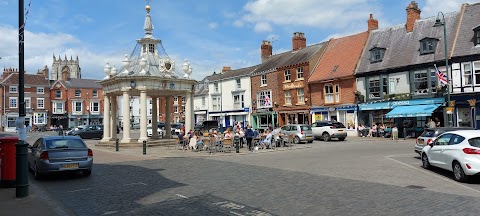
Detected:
[261,130,273,149]
[358,124,366,137]
[378,123,386,137]
[224,128,234,140]
[368,123,377,137]
[189,131,201,150]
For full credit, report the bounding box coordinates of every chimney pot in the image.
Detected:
[368,13,379,31]
[261,40,273,62]
[292,32,306,51]
[405,1,421,32]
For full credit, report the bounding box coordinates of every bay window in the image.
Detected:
[53,102,64,114]
[233,94,244,109]
[413,70,428,94]
[256,90,272,108]
[368,77,380,98]
[325,85,334,103]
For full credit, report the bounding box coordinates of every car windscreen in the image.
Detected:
[331,122,346,128]
[301,126,311,131]
[420,130,436,137]
[468,138,480,148]
[46,139,86,149]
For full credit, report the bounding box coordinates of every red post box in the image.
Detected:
[0,136,18,188]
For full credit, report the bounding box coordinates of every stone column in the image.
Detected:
[121,89,131,143]
[151,97,159,139]
[110,96,117,141]
[185,92,194,133]
[138,89,148,143]
[165,96,172,139]
[101,94,111,143]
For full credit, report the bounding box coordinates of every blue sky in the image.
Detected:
[0,0,477,80]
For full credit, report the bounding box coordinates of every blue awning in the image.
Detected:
[385,104,442,118]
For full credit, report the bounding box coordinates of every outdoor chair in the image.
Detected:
[175,138,187,151]
[223,139,233,153]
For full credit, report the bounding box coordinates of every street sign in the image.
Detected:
[446,107,454,114]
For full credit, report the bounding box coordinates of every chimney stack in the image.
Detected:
[261,40,272,62]
[292,32,306,51]
[405,1,421,33]
[368,14,379,31]
[222,66,231,73]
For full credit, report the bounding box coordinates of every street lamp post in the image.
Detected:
[215,67,223,132]
[433,11,452,127]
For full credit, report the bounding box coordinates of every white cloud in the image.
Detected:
[0,25,118,80]
[422,0,477,17]
[208,22,218,30]
[233,20,244,27]
[254,22,272,33]
[238,0,376,31]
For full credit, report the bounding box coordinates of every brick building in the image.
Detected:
[0,67,50,132]
[308,29,369,136]
[250,32,328,130]
[50,78,103,129]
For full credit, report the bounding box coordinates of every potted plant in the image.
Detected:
[355,91,365,103]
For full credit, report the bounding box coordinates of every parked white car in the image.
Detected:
[311,121,347,141]
[421,130,480,182]
[147,126,163,137]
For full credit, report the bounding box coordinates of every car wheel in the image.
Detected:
[33,163,42,180]
[421,153,431,169]
[338,137,345,141]
[307,140,313,143]
[83,170,92,177]
[453,161,468,182]
[293,136,300,144]
[322,133,331,141]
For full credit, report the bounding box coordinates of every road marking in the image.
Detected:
[385,155,480,194]
[175,194,188,199]
[102,211,118,215]
[67,188,91,193]
[124,182,148,186]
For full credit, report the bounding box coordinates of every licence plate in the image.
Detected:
[338,130,344,132]
[418,140,424,144]
[62,164,79,169]
[307,136,313,138]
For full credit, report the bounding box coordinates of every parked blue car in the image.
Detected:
[28,136,93,180]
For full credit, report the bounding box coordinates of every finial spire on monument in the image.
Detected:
[143,0,154,35]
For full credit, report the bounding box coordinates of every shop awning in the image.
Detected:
[385,104,442,118]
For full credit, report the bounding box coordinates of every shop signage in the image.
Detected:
[446,107,454,114]
[358,98,445,111]
[468,99,477,107]
[243,108,250,112]
[449,100,456,107]
[311,105,357,112]
[283,81,304,90]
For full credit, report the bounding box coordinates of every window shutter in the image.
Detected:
[451,63,461,88]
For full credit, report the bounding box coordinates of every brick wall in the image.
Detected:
[310,78,356,106]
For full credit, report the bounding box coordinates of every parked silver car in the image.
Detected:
[28,136,93,180]
[414,127,475,155]
[280,124,314,144]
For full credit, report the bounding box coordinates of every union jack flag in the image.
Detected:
[264,96,272,106]
[434,64,448,85]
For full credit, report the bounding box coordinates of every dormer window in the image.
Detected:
[369,47,385,63]
[474,26,480,46]
[419,38,438,55]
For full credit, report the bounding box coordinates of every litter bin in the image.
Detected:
[0,136,18,188]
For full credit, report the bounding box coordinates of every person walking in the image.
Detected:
[245,125,255,151]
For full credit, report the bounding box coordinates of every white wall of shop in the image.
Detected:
[117,96,158,124]
[356,77,366,96]
[389,71,409,94]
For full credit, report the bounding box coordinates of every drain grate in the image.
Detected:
[405,185,426,189]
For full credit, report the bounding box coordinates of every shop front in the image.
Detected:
[194,110,207,124]
[277,108,309,126]
[311,105,358,136]
[251,108,277,132]
[2,113,32,132]
[358,98,445,138]
[209,108,250,130]
[50,114,68,129]
[451,94,480,129]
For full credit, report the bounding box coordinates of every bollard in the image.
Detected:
[143,140,147,155]
[115,139,119,152]
[235,142,240,153]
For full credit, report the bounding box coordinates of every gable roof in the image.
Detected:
[0,73,50,86]
[356,11,460,75]
[452,3,480,57]
[309,31,368,82]
[252,42,328,76]
[57,78,102,89]
[204,65,258,82]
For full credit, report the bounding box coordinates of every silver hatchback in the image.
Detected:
[28,136,93,179]
[280,124,314,144]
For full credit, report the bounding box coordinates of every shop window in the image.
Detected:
[368,77,380,99]
[34,113,46,124]
[7,117,16,128]
[457,107,472,127]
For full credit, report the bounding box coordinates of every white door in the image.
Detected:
[442,134,466,171]
[429,133,452,169]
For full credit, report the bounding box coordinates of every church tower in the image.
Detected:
[51,54,81,80]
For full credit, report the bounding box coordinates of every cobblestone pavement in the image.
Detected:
[23,133,480,215]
